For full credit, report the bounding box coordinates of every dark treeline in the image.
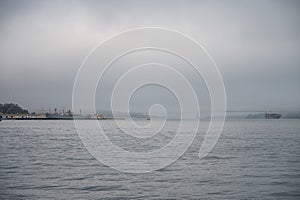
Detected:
[0,103,29,114]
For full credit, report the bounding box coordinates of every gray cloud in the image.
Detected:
[0,0,299,114]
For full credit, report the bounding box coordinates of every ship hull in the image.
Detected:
[265,113,281,119]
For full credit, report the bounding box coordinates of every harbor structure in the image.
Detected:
[0,113,47,120]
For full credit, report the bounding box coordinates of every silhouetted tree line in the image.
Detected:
[0,103,29,114]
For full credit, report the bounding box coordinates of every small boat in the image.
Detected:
[265,112,281,119]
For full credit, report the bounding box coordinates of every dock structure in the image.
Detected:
[0,113,47,120]
[0,112,122,120]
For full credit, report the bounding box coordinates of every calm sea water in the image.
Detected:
[0,120,299,199]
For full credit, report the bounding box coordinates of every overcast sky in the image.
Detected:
[0,0,299,114]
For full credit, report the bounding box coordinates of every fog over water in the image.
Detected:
[1,2,300,199]
[0,0,300,115]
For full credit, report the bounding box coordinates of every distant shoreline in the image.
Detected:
[0,118,124,121]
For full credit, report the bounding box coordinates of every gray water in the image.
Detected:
[0,120,299,199]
